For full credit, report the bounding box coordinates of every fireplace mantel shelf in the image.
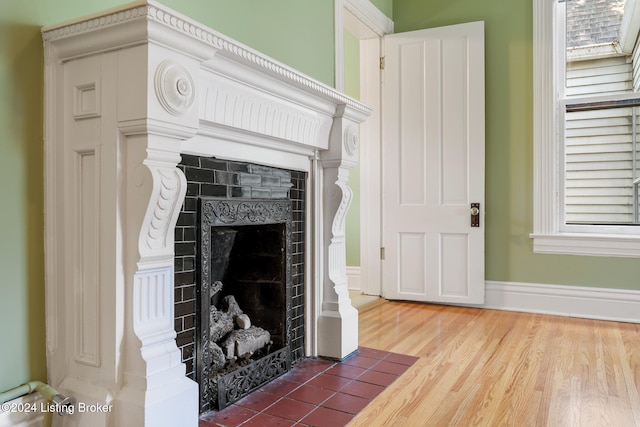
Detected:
[42,2,370,426]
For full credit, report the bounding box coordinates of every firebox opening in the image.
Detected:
[214,223,287,351]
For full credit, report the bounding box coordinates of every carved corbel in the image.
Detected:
[317,114,360,359]
[322,119,360,296]
[137,151,187,265]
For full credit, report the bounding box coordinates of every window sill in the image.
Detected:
[530,233,640,258]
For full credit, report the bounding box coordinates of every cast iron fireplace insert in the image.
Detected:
[195,198,294,411]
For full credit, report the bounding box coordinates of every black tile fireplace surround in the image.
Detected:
[174,154,306,412]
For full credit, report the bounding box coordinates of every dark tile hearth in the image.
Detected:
[198,347,419,427]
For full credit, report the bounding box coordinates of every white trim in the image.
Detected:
[340,0,391,298]
[532,0,561,240]
[531,0,640,258]
[532,233,640,258]
[476,281,640,324]
[567,42,624,62]
[359,37,383,297]
[620,0,640,54]
[334,0,393,92]
[346,266,362,291]
[344,0,394,38]
[337,0,393,90]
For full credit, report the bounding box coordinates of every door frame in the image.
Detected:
[336,0,393,296]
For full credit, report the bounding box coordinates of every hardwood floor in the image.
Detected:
[349,300,640,427]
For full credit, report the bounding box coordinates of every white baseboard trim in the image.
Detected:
[480,281,640,323]
[346,266,361,291]
[0,393,45,427]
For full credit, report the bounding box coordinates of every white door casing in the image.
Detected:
[382,21,486,304]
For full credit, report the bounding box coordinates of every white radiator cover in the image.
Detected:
[41,2,370,426]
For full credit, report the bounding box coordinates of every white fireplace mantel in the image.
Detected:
[42,2,370,426]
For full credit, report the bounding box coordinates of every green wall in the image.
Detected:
[369,0,393,19]
[164,0,335,85]
[0,0,335,394]
[394,0,640,289]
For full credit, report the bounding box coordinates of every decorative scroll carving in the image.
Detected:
[202,200,291,225]
[217,346,290,409]
[142,165,186,253]
[331,176,353,237]
[155,60,195,116]
[131,159,186,260]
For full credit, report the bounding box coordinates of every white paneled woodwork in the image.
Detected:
[398,42,426,206]
[440,37,469,205]
[382,22,485,305]
[75,148,100,367]
[397,233,426,295]
[439,234,469,298]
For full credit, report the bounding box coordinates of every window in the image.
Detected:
[532,0,640,257]
[563,0,640,227]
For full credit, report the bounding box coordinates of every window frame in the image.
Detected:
[531,0,640,258]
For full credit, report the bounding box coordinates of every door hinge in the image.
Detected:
[380,56,385,70]
[380,247,385,260]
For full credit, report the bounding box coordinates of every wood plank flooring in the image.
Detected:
[349,300,640,427]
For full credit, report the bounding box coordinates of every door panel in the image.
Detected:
[398,232,427,295]
[382,21,485,304]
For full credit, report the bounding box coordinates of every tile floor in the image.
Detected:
[199,347,419,427]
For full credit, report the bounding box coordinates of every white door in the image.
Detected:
[382,22,485,304]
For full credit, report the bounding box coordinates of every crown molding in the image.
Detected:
[42,0,371,118]
[344,0,394,37]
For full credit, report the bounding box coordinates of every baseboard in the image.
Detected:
[479,281,640,323]
[346,266,361,291]
[0,393,45,427]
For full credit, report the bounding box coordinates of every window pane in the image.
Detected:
[565,1,631,98]
[565,105,640,225]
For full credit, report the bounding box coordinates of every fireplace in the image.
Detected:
[175,155,306,411]
[42,2,370,426]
